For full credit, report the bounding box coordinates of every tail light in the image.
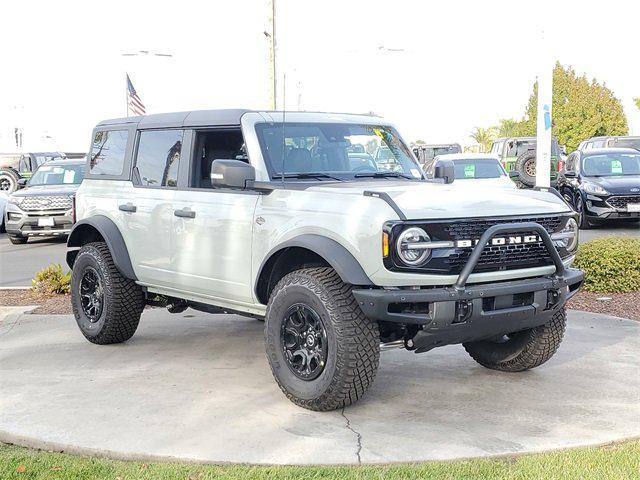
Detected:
[557,159,565,172]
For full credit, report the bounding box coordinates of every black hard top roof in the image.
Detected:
[96,109,253,129]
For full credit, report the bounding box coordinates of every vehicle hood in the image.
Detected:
[585,175,640,195]
[307,180,571,220]
[10,184,79,198]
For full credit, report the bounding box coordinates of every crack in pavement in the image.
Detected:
[340,407,362,464]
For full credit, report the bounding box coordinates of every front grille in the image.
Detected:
[443,216,562,239]
[444,216,561,273]
[20,195,72,211]
[606,195,640,210]
[385,215,570,275]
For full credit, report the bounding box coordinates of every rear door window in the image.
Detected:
[134,129,183,187]
[89,130,129,176]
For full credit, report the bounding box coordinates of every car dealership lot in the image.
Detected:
[0,224,638,288]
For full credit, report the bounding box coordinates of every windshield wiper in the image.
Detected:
[354,171,416,180]
[272,172,344,181]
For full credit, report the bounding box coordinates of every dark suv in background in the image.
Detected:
[490,137,563,188]
[412,143,462,168]
[558,148,640,228]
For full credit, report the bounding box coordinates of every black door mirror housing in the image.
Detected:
[211,159,256,189]
[17,178,28,188]
[433,159,455,184]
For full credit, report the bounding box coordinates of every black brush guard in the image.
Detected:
[353,222,584,353]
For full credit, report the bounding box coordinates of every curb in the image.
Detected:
[1,429,639,467]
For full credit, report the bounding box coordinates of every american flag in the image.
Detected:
[126,74,146,116]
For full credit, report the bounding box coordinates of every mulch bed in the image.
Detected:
[568,290,639,321]
[0,289,72,315]
[1,288,638,321]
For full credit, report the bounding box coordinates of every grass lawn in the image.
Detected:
[1,441,639,479]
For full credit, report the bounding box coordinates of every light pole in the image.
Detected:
[265,0,277,110]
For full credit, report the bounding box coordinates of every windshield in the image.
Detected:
[582,153,640,176]
[256,123,422,180]
[453,159,506,179]
[29,164,85,186]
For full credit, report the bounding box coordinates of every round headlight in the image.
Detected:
[396,227,431,266]
[564,217,579,252]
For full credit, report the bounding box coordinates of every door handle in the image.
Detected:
[118,203,137,213]
[174,208,196,218]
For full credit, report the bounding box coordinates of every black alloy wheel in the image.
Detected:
[79,267,104,322]
[281,304,328,381]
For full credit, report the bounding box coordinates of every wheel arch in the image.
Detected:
[255,234,373,305]
[66,215,137,280]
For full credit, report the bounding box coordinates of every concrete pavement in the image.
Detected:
[0,307,638,465]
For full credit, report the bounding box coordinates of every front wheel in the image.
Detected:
[463,308,566,372]
[265,267,380,411]
[71,242,145,344]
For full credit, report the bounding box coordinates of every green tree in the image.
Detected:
[517,63,628,152]
[470,127,496,152]
[495,118,528,138]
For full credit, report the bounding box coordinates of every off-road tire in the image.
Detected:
[463,308,566,372]
[8,235,28,244]
[71,242,145,344]
[0,169,19,193]
[265,267,380,411]
[514,150,537,187]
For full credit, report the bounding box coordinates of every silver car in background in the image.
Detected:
[4,158,85,244]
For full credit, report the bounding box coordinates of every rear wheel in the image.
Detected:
[8,235,28,244]
[71,242,145,344]
[265,267,380,411]
[463,308,566,372]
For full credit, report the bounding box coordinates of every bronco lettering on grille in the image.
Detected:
[455,235,542,248]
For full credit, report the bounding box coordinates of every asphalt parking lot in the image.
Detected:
[0,223,638,287]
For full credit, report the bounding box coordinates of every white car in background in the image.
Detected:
[426,153,516,189]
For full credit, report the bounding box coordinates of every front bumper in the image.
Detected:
[583,193,640,220]
[353,221,584,353]
[4,204,74,237]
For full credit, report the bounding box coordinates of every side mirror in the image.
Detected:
[563,171,577,178]
[210,159,255,189]
[433,159,455,184]
[508,170,519,179]
[17,178,28,188]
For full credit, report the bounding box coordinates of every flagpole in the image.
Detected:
[125,74,129,117]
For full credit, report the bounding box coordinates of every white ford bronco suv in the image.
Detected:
[67,109,584,411]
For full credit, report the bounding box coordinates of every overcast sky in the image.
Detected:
[1,0,638,151]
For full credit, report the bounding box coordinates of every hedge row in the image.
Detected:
[574,237,640,293]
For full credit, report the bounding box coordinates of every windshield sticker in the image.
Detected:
[410,168,421,178]
[464,164,476,178]
[611,160,623,174]
[63,170,76,183]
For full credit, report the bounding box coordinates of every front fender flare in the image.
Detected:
[256,234,373,291]
[67,215,137,280]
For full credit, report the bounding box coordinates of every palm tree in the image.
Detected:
[635,97,640,110]
[469,127,496,153]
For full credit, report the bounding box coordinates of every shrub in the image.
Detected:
[32,264,71,295]
[574,237,640,293]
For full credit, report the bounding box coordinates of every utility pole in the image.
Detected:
[535,30,552,188]
[266,0,277,110]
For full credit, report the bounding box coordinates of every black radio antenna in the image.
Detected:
[281,73,286,188]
